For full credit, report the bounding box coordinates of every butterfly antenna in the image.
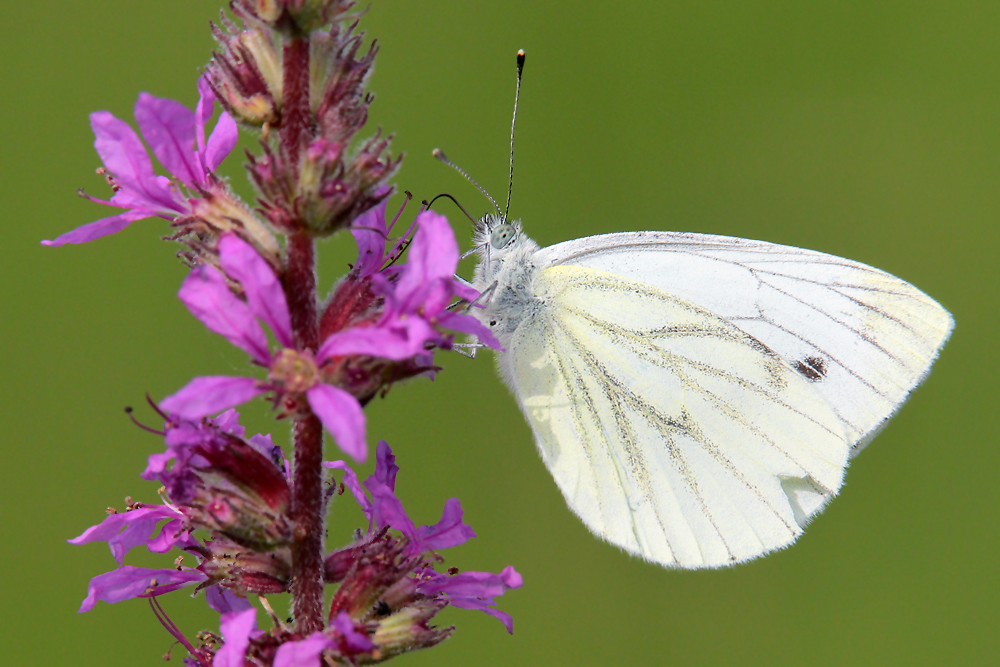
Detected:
[503,49,525,224]
[432,148,501,215]
[424,193,478,226]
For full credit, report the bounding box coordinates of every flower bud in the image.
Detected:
[208,12,282,127]
[193,536,291,596]
[236,0,356,33]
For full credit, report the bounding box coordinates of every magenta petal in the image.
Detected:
[205,111,238,173]
[160,376,264,419]
[214,608,258,667]
[316,317,436,362]
[213,408,246,436]
[195,75,216,155]
[350,198,390,278]
[78,566,206,613]
[179,265,272,364]
[273,633,334,667]
[418,498,476,550]
[418,567,523,599]
[331,612,377,654]
[436,311,503,350]
[451,279,481,304]
[90,111,178,213]
[451,601,515,634]
[499,565,523,588]
[394,211,460,301]
[41,209,150,246]
[205,585,253,615]
[147,518,196,554]
[373,441,399,491]
[322,460,372,518]
[218,234,293,347]
[134,92,199,187]
[306,384,367,462]
[68,505,184,564]
[366,482,420,546]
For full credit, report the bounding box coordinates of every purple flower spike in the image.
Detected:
[68,504,189,564]
[78,566,207,613]
[43,77,237,247]
[213,608,258,667]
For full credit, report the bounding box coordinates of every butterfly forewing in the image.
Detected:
[505,264,849,568]
[534,232,954,453]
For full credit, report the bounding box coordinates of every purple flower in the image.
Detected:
[318,210,502,360]
[324,441,521,633]
[43,76,237,247]
[205,585,253,614]
[329,611,378,655]
[68,504,193,564]
[417,566,524,634]
[273,634,332,667]
[140,408,294,552]
[78,566,208,613]
[160,233,368,461]
[213,608,258,667]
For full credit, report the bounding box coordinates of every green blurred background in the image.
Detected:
[2,0,997,664]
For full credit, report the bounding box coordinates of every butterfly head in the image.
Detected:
[474,213,521,250]
[470,213,536,292]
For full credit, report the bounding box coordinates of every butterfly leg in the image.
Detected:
[452,342,485,359]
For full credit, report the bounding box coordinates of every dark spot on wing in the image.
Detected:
[795,356,827,382]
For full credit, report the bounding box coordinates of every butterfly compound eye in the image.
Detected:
[490,223,516,249]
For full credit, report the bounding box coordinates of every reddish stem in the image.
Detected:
[281,36,312,162]
[285,232,319,350]
[286,233,324,634]
[281,34,326,635]
[289,414,325,634]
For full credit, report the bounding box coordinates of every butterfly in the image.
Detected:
[439,50,954,569]
[466,215,953,568]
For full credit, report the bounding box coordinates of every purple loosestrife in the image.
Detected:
[57,0,520,663]
[43,77,280,267]
[71,411,520,664]
[160,216,498,462]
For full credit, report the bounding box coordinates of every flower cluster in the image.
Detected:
[210,0,399,237]
[42,76,280,269]
[52,0,519,663]
[159,205,498,463]
[72,412,521,664]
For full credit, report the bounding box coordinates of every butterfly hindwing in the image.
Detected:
[502,264,849,568]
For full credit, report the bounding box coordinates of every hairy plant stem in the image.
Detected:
[281,34,326,635]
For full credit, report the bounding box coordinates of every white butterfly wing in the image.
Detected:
[533,232,954,453]
[503,264,849,568]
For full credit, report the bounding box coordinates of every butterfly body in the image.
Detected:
[469,214,953,569]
